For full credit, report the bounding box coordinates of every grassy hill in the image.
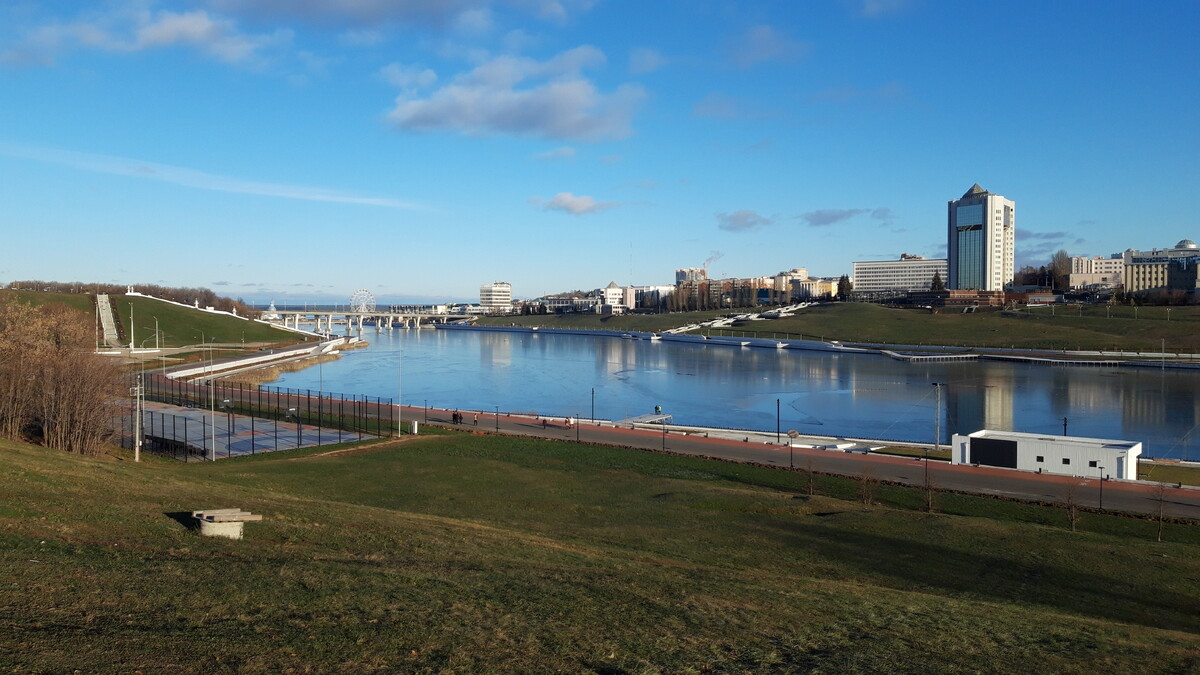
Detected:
[483,303,1200,353]
[2,434,1198,672]
[1,289,302,349]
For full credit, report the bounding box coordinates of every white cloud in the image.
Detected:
[0,142,427,211]
[387,46,644,140]
[533,192,617,214]
[717,210,771,232]
[727,24,810,69]
[379,62,438,89]
[629,47,666,74]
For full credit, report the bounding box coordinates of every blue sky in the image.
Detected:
[2,1,1197,304]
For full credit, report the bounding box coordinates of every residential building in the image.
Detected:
[947,184,1015,291]
[479,281,513,312]
[675,267,707,283]
[852,254,948,293]
[1068,255,1124,290]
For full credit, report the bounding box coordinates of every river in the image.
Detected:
[268,327,1200,461]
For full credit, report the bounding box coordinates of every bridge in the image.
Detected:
[270,309,474,334]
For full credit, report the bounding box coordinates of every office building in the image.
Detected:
[947,184,1015,291]
[479,281,513,311]
[852,255,948,293]
[1122,239,1200,294]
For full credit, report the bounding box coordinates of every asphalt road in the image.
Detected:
[425,407,1200,521]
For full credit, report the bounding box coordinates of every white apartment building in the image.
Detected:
[479,281,513,311]
[852,255,948,293]
[947,184,1015,291]
[1068,255,1124,289]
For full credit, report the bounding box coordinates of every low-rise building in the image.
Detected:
[951,429,1141,480]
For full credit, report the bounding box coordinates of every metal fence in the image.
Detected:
[115,373,397,460]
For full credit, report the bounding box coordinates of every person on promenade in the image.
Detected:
[473,413,478,426]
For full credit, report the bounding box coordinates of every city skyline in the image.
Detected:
[1,1,1197,304]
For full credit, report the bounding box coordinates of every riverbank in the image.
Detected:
[477,302,1200,354]
[438,322,1200,369]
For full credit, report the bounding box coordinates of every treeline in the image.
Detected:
[6,280,253,316]
[0,297,123,456]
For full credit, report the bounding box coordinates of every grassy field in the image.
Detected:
[483,303,1200,353]
[2,434,1198,673]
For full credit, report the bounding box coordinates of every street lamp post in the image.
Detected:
[495,406,499,432]
[1062,417,1068,436]
[930,382,945,508]
[591,387,595,423]
[1098,465,1105,509]
[776,398,781,444]
[129,302,135,351]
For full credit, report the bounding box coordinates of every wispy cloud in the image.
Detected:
[809,81,907,104]
[629,47,667,74]
[858,0,910,18]
[531,192,618,215]
[727,25,810,69]
[533,146,576,161]
[716,209,771,232]
[802,207,894,227]
[0,142,426,210]
[1,8,291,66]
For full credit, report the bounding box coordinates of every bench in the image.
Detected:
[192,508,263,540]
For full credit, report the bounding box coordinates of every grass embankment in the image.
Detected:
[2,434,1198,672]
[484,303,1200,353]
[0,289,301,350]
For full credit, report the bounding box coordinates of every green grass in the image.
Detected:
[116,294,300,348]
[710,303,1200,353]
[477,303,1200,353]
[2,433,1198,672]
[0,288,94,314]
[1,289,302,349]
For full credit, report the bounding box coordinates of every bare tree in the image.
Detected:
[1065,481,1080,532]
[0,298,123,455]
[1155,482,1168,543]
[859,468,877,506]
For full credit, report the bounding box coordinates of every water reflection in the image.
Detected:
[271,329,1200,460]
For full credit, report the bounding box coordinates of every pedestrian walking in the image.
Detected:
[473,413,478,426]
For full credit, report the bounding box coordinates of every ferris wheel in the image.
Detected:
[349,289,376,313]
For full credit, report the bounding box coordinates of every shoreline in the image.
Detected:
[438,322,1200,369]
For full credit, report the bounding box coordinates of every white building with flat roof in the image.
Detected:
[951,429,1141,480]
[947,184,1015,291]
[479,281,513,312]
[852,255,948,293]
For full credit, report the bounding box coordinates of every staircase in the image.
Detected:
[96,294,122,348]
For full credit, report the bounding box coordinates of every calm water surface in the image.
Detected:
[271,329,1200,460]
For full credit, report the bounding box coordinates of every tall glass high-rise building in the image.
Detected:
[947,184,1015,291]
